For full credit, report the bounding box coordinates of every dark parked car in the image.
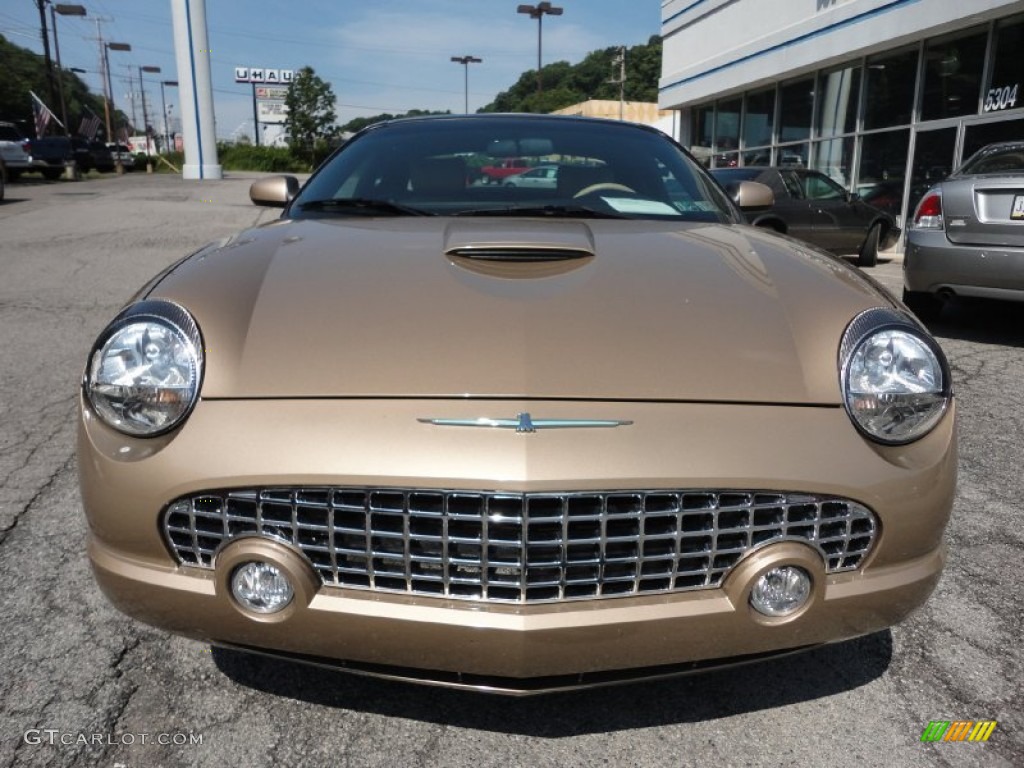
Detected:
[88,141,115,173]
[26,136,93,179]
[904,141,1024,319]
[711,167,900,267]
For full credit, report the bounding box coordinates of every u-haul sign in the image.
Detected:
[234,67,294,84]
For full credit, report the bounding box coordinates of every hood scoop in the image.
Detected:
[447,246,589,262]
[443,220,596,276]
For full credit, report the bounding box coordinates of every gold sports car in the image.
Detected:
[79,114,956,695]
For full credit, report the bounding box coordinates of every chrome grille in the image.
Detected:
[163,488,877,604]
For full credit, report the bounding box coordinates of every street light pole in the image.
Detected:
[139,65,161,173]
[517,2,562,94]
[450,56,482,114]
[102,40,131,173]
[51,5,87,137]
[161,80,178,152]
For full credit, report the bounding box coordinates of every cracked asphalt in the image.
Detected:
[0,172,1020,768]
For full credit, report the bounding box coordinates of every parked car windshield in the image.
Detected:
[293,116,737,222]
[956,143,1024,176]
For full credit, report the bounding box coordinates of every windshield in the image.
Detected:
[292,116,737,222]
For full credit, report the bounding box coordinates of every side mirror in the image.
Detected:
[250,175,300,207]
[732,180,774,211]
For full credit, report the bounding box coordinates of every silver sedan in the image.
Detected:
[904,141,1024,320]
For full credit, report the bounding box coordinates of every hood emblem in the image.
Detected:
[418,412,633,434]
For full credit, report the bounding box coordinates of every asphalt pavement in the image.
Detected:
[0,171,1020,768]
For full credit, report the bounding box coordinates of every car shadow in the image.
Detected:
[921,297,1024,347]
[211,631,892,735]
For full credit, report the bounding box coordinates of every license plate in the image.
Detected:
[1011,195,1024,220]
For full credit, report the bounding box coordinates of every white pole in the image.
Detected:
[170,0,221,179]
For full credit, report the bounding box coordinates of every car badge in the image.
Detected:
[418,412,633,434]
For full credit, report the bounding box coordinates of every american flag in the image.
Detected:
[78,107,102,141]
[30,91,62,139]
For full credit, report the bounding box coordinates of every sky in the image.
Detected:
[1,0,662,141]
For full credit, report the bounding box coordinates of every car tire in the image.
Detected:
[858,223,881,267]
[42,168,62,181]
[902,288,943,322]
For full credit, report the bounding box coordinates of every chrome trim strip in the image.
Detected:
[418,412,633,433]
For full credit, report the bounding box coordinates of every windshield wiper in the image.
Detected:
[451,204,629,219]
[297,198,433,216]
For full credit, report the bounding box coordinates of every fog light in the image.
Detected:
[749,566,811,617]
[230,561,294,614]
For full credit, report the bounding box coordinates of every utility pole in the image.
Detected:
[34,0,58,117]
[608,46,626,120]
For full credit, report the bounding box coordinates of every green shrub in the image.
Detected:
[217,144,307,173]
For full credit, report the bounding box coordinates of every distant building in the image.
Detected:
[551,100,680,136]
[659,0,1024,226]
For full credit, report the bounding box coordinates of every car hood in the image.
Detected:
[150,217,894,404]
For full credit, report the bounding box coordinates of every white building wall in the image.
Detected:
[659,0,1023,109]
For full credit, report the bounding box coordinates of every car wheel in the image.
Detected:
[902,288,943,322]
[0,171,5,201]
[42,168,62,181]
[858,223,881,267]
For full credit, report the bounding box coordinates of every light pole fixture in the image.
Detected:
[516,2,562,94]
[51,3,87,136]
[139,65,161,172]
[450,55,482,114]
[161,80,178,153]
[103,41,131,172]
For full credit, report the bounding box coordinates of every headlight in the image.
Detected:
[84,300,203,436]
[840,308,951,444]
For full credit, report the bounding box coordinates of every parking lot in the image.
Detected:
[0,172,1020,768]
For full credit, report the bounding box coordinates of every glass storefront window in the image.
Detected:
[690,105,714,166]
[987,17,1024,116]
[816,66,861,137]
[743,149,771,166]
[779,78,814,142]
[864,48,917,129]
[857,129,910,217]
[812,137,855,188]
[715,98,741,153]
[921,27,987,120]
[713,151,739,169]
[963,117,1024,160]
[777,143,808,168]
[744,88,775,148]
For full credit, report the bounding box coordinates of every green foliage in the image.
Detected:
[0,34,127,139]
[217,144,308,173]
[481,35,662,113]
[284,66,337,169]
[339,109,451,135]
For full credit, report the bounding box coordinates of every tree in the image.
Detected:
[480,36,662,113]
[284,66,337,168]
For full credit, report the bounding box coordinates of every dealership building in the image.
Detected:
[659,0,1024,224]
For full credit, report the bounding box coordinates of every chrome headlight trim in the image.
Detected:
[83,300,204,437]
[839,307,952,445]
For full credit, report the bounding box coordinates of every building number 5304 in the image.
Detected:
[984,84,1019,112]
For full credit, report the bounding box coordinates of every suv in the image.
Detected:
[0,121,34,179]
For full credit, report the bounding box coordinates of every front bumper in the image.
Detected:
[80,397,956,692]
[905,229,1024,300]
